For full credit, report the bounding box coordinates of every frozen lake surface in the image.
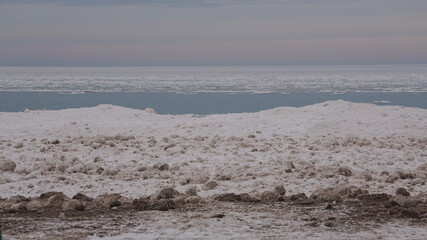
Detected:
[1,65,426,94]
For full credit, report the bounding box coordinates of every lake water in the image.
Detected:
[1,65,426,114]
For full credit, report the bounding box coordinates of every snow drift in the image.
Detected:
[0,100,426,199]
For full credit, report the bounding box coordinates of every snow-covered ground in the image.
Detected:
[1,100,427,239]
[1,100,426,199]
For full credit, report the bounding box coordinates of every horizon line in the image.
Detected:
[1,63,427,68]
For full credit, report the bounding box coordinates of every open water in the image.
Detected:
[1,65,426,114]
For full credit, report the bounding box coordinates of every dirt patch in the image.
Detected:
[1,188,426,239]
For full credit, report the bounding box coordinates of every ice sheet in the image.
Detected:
[1,65,426,93]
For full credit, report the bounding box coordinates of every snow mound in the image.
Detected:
[0,100,426,198]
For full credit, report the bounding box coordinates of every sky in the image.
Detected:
[0,0,427,66]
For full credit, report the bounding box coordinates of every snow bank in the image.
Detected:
[0,100,426,199]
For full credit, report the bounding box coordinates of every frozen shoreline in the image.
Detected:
[0,100,426,199]
[1,100,427,239]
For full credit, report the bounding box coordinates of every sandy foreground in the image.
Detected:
[0,100,426,239]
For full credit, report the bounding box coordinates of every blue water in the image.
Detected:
[0,92,425,114]
[0,65,426,114]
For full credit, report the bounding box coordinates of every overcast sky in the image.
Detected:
[1,0,427,66]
